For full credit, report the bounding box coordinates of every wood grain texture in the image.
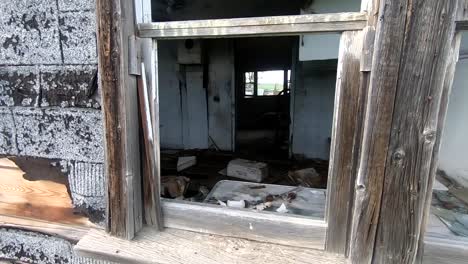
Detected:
[137,12,367,39]
[0,215,91,243]
[146,40,163,229]
[75,227,344,264]
[416,29,463,264]
[325,30,364,254]
[349,0,460,263]
[162,199,326,250]
[96,0,142,239]
[0,158,93,228]
[373,1,459,263]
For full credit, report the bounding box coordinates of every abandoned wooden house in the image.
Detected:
[1,0,468,263]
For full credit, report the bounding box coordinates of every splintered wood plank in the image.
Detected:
[138,12,367,39]
[75,228,345,264]
[0,158,93,227]
[325,30,364,254]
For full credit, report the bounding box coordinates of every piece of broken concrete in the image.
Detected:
[227,159,268,183]
[177,156,196,171]
[288,167,321,188]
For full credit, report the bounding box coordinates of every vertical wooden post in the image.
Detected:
[349,0,460,263]
[325,30,364,254]
[96,0,143,238]
[136,0,163,229]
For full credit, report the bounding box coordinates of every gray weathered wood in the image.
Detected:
[96,0,142,239]
[137,12,367,39]
[416,21,464,264]
[128,35,141,76]
[325,30,364,254]
[373,1,459,263]
[349,0,461,263]
[139,39,163,229]
[75,227,343,264]
[161,199,326,250]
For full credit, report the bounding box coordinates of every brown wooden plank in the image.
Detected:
[96,0,142,239]
[325,30,364,254]
[0,158,94,227]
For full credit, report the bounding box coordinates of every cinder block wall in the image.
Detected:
[0,0,108,262]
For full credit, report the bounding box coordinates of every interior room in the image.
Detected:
[152,0,353,219]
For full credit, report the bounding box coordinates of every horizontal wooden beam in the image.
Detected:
[75,228,344,264]
[138,12,367,39]
[161,199,326,250]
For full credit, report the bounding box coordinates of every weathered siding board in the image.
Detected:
[348,0,411,261]
[373,1,459,263]
[349,0,461,263]
[325,30,364,254]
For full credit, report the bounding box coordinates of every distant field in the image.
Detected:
[258,83,283,95]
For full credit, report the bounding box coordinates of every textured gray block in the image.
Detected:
[60,160,106,224]
[3,107,104,162]
[0,108,17,155]
[0,66,40,107]
[59,11,97,64]
[0,228,111,264]
[40,65,100,108]
[0,0,62,65]
[58,0,95,12]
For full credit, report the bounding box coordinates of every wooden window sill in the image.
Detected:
[74,212,468,264]
[74,227,345,264]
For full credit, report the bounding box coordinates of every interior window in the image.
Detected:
[244,70,290,97]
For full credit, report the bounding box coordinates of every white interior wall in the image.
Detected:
[299,0,361,61]
[158,40,234,151]
[438,33,468,187]
[158,41,184,149]
[291,62,337,159]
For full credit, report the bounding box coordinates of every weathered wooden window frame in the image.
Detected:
[114,0,371,254]
[96,0,468,262]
